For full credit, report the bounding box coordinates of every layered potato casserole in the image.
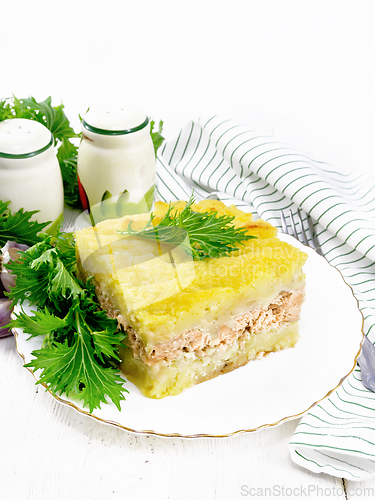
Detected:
[75,200,308,398]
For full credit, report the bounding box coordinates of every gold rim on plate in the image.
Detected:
[11,242,365,439]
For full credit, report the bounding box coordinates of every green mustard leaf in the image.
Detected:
[91,328,126,363]
[0,201,50,247]
[16,96,78,141]
[50,258,84,300]
[11,307,67,339]
[150,119,165,157]
[5,243,52,307]
[53,231,77,273]
[5,187,129,413]
[25,308,128,412]
[0,99,13,121]
[30,248,58,270]
[57,138,80,208]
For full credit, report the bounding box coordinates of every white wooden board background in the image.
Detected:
[1,1,375,499]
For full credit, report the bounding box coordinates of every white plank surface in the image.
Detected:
[345,480,375,500]
[1,1,375,498]
[0,335,344,500]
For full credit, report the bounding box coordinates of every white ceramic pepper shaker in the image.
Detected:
[77,103,156,224]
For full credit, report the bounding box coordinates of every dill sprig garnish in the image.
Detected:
[118,195,257,260]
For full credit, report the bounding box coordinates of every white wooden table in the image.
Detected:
[1,1,375,498]
[1,332,374,500]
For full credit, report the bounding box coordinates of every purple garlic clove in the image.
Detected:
[1,241,29,264]
[358,336,375,392]
[0,271,16,293]
[0,276,4,299]
[1,241,29,292]
[0,242,29,337]
[0,298,13,338]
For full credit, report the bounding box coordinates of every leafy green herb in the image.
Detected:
[0,200,50,247]
[150,119,165,157]
[119,195,257,260]
[7,231,128,412]
[0,96,81,208]
[0,99,13,121]
[56,138,80,208]
[13,307,67,343]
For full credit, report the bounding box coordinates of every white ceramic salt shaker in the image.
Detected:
[0,118,64,233]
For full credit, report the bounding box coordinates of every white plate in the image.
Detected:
[13,234,364,438]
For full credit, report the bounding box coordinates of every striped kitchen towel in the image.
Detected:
[155,115,375,480]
